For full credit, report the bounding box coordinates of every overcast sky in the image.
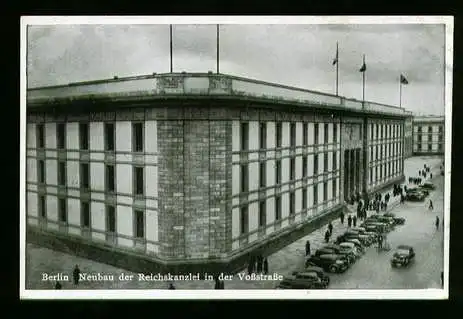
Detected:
[27,23,447,115]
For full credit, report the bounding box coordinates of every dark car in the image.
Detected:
[405,192,426,202]
[276,271,327,289]
[305,254,349,273]
[344,238,366,254]
[361,221,390,233]
[336,231,371,247]
[407,186,429,196]
[322,244,357,263]
[391,245,415,267]
[420,182,436,190]
[304,266,330,286]
[383,212,405,225]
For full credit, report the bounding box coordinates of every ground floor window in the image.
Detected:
[39,195,46,218]
[259,201,266,227]
[81,201,91,228]
[240,206,248,234]
[134,210,145,239]
[58,198,67,223]
[275,196,281,220]
[106,205,116,233]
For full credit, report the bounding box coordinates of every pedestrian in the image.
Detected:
[352,215,357,227]
[435,216,440,230]
[384,201,388,211]
[347,215,352,228]
[324,229,330,243]
[55,281,62,290]
[430,173,433,179]
[256,255,263,273]
[418,170,421,176]
[429,199,434,210]
[247,258,253,275]
[378,235,383,250]
[168,282,176,289]
[328,222,333,236]
[305,240,311,256]
[214,275,221,289]
[263,258,269,275]
[340,211,345,224]
[400,194,405,204]
[73,265,80,286]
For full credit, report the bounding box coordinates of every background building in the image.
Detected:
[26,72,412,273]
[412,115,445,155]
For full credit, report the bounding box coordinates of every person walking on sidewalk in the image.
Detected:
[73,265,81,286]
[347,215,352,228]
[305,240,311,256]
[352,215,357,227]
[435,216,440,230]
[55,281,62,290]
[340,211,345,225]
[429,199,434,211]
[324,229,331,243]
[263,258,269,275]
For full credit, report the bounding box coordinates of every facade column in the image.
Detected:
[362,118,368,195]
[350,149,355,199]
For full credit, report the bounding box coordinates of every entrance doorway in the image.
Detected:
[343,148,362,202]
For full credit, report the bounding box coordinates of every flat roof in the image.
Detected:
[412,115,445,122]
[27,72,413,117]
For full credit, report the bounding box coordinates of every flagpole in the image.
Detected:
[362,55,365,108]
[336,42,339,96]
[216,24,220,74]
[399,77,402,108]
[169,24,173,73]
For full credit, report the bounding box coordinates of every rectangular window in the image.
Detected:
[134,166,144,195]
[39,195,46,218]
[58,161,66,186]
[275,160,281,184]
[428,143,432,151]
[37,160,45,184]
[105,123,115,151]
[313,184,318,205]
[439,126,443,133]
[333,152,337,170]
[323,182,328,201]
[324,153,328,172]
[134,210,145,238]
[370,124,374,140]
[240,206,248,234]
[80,163,90,189]
[106,165,115,192]
[36,124,45,149]
[259,201,266,227]
[57,123,66,149]
[302,188,307,210]
[133,123,144,152]
[289,192,295,215]
[333,124,338,143]
[314,123,319,145]
[58,198,67,223]
[380,125,384,139]
[332,179,337,199]
[380,164,383,179]
[303,123,308,146]
[290,123,296,147]
[438,143,443,152]
[375,166,378,181]
[438,133,443,142]
[259,122,266,149]
[376,125,379,140]
[290,157,295,180]
[314,154,318,175]
[275,196,281,220]
[370,147,373,161]
[418,143,422,151]
[79,123,89,150]
[418,126,422,133]
[240,164,248,192]
[259,162,266,188]
[81,201,90,228]
[324,123,329,143]
[302,156,307,177]
[106,205,116,233]
[428,126,433,133]
[276,122,282,147]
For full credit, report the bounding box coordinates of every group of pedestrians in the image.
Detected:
[247,255,269,275]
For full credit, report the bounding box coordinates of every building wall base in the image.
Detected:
[412,152,444,156]
[27,204,344,276]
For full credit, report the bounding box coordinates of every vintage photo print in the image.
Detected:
[20,16,453,299]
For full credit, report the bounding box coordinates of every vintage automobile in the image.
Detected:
[304,266,330,286]
[376,216,395,228]
[405,192,426,202]
[390,245,416,267]
[305,254,349,273]
[336,230,371,247]
[361,221,391,233]
[276,271,328,289]
[338,242,362,259]
[344,238,365,254]
[383,212,406,225]
[420,182,436,190]
[322,244,357,263]
[407,186,429,196]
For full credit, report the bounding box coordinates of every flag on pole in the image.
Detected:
[400,74,409,84]
[359,60,366,72]
[332,44,338,65]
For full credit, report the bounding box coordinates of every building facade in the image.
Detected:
[26,73,410,273]
[404,116,414,158]
[412,116,445,155]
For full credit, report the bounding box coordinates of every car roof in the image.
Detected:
[397,245,413,249]
[319,254,338,259]
[305,266,324,272]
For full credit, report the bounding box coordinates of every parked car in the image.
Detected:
[405,192,426,202]
[361,221,390,233]
[336,231,371,247]
[420,182,436,190]
[344,238,365,254]
[277,271,327,289]
[304,266,330,286]
[407,186,429,196]
[338,242,362,259]
[305,254,349,273]
[391,245,415,267]
[376,216,395,227]
[322,244,356,264]
[383,212,406,225]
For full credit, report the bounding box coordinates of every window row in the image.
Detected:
[239,180,338,234]
[35,122,144,152]
[415,125,443,133]
[241,122,339,150]
[416,143,444,152]
[369,142,403,161]
[36,160,145,195]
[37,196,146,239]
[240,152,338,192]
[369,160,402,184]
[416,134,443,142]
[369,123,402,140]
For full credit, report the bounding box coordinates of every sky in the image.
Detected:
[26,23,448,115]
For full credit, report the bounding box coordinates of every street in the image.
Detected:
[25,155,445,290]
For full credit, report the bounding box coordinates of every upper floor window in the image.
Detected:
[303,123,308,146]
[133,123,144,152]
[56,123,66,149]
[240,164,248,192]
[105,123,115,151]
[314,123,319,145]
[276,122,282,148]
[36,124,45,149]
[333,124,338,143]
[134,166,144,196]
[324,124,329,144]
[290,123,296,147]
[79,123,89,150]
[259,122,266,149]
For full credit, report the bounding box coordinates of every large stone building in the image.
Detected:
[412,115,445,155]
[26,72,412,274]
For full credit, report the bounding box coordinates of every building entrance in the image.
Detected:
[343,148,362,202]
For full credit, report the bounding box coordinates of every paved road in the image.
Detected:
[25,156,444,290]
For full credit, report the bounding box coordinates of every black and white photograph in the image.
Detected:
[20,16,453,299]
